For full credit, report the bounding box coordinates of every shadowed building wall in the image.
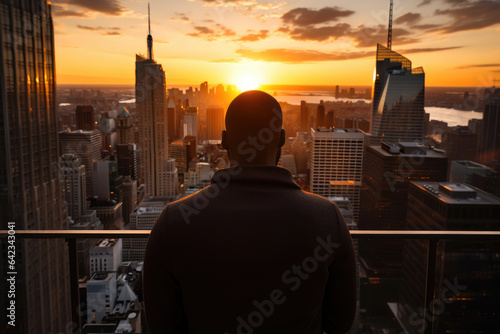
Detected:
[0,1,71,332]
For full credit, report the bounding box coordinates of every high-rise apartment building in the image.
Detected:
[76,105,95,131]
[316,100,325,128]
[358,142,447,316]
[59,129,102,198]
[370,44,425,145]
[169,140,188,173]
[117,143,140,180]
[89,239,123,275]
[300,101,309,132]
[450,160,492,184]
[183,106,199,139]
[87,272,117,324]
[0,1,71,332]
[60,154,87,219]
[206,107,225,141]
[123,198,170,261]
[135,9,176,198]
[360,142,448,231]
[200,81,208,99]
[167,98,177,143]
[92,160,123,202]
[397,182,500,333]
[116,106,137,145]
[480,88,500,164]
[441,126,478,176]
[121,176,138,225]
[309,128,365,222]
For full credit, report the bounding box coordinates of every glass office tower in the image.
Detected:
[0,1,71,333]
[370,44,425,145]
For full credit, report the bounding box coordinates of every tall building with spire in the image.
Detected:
[370,0,425,145]
[135,5,177,197]
[0,1,71,332]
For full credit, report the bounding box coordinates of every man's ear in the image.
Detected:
[221,130,229,150]
[278,128,285,148]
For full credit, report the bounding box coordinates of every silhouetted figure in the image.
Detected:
[143,90,356,333]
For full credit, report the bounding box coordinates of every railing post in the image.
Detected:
[423,239,438,334]
[66,238,81,334]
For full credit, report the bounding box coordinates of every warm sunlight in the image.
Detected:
[234,73,260,92]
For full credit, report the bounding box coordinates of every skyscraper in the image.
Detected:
[316,100,325,128]
[59,129,102,198]
[370,4,425,145]
[480,88,500,165]
[309,128,365,222]
[116,106,137,145]
[360,142,448,231]
[76,105,95,131]
[358,142,447,316]
[300,100,309,132]
[0,1,71,332]
[183,106,199,139]
[117,143,140,180]
[206,107,225,140]
[398,182,500,333]
[61,154,87,220]
[135,6,177,197]
[167,98,177,143]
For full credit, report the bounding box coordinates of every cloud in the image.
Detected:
[457,63,500,69]
[395,12,422,25]
[446,0,468,5]
[187,24,235,41]
[102,31,121,36]
[418,0,433,7]
[211,46,462,64]
[54,0,128,16]
[412,24,440,30]
[400,46,462,54]
[350,25,419,47]
[276,6,422,47]
[52,4,89,17]
[77,25,121,36]
[233,48,375,63]
[281,7,354,26]
[237,30,269,42]
[199,0,258,7]
[277,23,350,42]
[434,1,500,34]
[171,12,191,23]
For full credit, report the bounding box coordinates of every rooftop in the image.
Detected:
[452,160,491,169]
[372,142,445,158]
[412,181,500,205]
[93,238,119,248]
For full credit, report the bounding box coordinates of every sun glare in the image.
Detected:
[235,73,260,92]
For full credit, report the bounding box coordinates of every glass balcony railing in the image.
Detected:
[1,229,499,334]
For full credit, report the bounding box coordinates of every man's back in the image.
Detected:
[144,165,357,333]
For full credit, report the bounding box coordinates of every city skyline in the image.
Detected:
[53,0,500,87]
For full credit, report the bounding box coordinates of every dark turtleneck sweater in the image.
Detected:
[143,165,356,334]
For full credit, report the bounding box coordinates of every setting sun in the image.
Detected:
[234,73,260,92]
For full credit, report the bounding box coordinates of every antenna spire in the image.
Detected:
[147,2,153,60]
[387,0,393,49]
[148,2,151,35]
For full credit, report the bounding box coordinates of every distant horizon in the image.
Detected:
[56,83,486,90]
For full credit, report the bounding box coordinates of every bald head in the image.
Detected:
[222,90,285,166]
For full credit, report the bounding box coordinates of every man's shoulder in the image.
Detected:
[297,190,341,212]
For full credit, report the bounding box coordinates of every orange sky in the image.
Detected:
[52,0,500,87]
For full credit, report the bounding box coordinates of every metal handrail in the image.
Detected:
[2,229,500,239]
[2,229,500,334]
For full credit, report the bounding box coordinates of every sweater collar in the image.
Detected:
[210,165,301,189]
